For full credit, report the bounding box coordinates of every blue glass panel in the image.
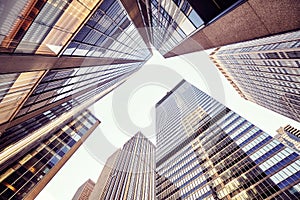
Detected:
[57,146,69,157]
[63,42,78,55]
[188,10,204,28]
[160,148,193,177]
[83,29,101,45]
[181,173,205,188]
[222,116,241,131]
[49,156,59,167]
[182,180,207,198]
[96,35,107,46]
[173,0,181,6]
[247,136,272,154]
[87,10,104,27]
[227,120,247,135]
[74,26,91,42]
[120,18,131,30]
[239,129,262,147]
[266,152,298,175]
[198,190,212,199]
[255,144,284,164]
[68,139,76,147]
[151,0,158,8]
[180,1,190,15]
[99,0,114,12]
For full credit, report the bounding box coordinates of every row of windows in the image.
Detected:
[191,108,298,200]
[0,71,45,125]
[0,102,74,152]
[15,63,141,118]
[0,63,141,157]
[63,0,150,60]
[217,30,300,54]
[156,81,300,200]
[102,134,155,199]
[0,110,97,199]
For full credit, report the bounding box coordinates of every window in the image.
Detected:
[187,0,243,24]
[286,51,300,59]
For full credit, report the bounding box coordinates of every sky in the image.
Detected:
[36,49,300,200]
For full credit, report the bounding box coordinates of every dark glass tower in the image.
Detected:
[0,1,152,199]
[0,109,100,199]
[145,0,299,57]
[156,80,300,199]
[0,0,152,149]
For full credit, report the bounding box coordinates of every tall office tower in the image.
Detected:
[89,132,155,200]
[210,30,300,123]
[156,80,300,199]
[146,0,299,57]
[0,0,152,56]
[72,179,95,200]
[276,125,300,153]
[0,0,152,149]
[0,109,100,200]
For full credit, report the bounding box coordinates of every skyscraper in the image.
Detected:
[156,80,300,199]
[89,132,155,200]
[276,125,300,154]
[209,30,300,122]
[72,179,95,200]
[145,0,299,57]
[0,0,152,57]
[0,109,100,199]
[0,1,152,199]
[0,0,152,151]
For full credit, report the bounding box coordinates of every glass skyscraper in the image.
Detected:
[0,1,152,199]
[89,132,155,200]
[0,109,100,199]
[156,80,300,199]
[145,0,300,58]
[0,0,151,58]
[0,0,152,155]
[148,0,245,55]
[210,30,300,123]
[0,0,299,199]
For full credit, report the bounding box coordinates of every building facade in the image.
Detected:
[156,80,300,199]
[276,125,300,154]
[89,132,155,200]
[210,30,300,122]
[144,0,299,57]
[0,0,151,57]
[0,0,152,153]
[0,1,153,199]
[72,179,95,200]
[0,109,100,199]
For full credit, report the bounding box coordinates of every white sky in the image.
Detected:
[36,49,300,200]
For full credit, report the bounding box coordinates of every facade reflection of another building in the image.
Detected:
[155,80,300,199]
[0,109,100,199]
